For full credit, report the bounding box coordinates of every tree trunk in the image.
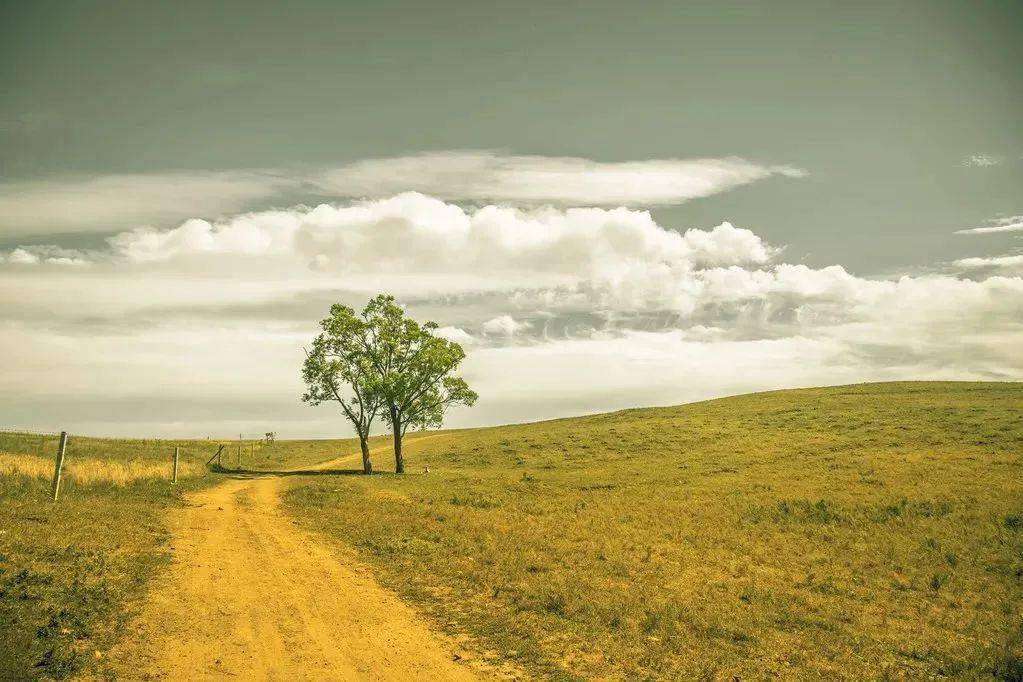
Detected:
[359,436,372,475]
[391,410,404,474]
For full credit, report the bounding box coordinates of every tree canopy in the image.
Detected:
[301,303,383,473]
[301,295,476,473]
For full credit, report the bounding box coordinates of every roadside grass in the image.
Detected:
[0,476,213,679]
[283,382,1023,679]
[0,453,203,485]
[224,431,448,472]
[0,433,223,475]
[0,430,372,679]
[236,434,395,471]
[0,431,370,474]
[0,433,220,679]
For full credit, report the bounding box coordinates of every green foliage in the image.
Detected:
[361,294,477,435]
[302,303,383,458]
[303,294,477,472]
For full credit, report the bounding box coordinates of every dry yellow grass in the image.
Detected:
[0,452,200,485]
[286,382,1023,679]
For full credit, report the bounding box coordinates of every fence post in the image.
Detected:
[173,446,180,484]
[204,444,224,469]
[51,431,68,502]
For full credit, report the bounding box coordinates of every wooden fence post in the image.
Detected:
[204,444,224,469]
[51,431,68,502]
[173,446,179,484]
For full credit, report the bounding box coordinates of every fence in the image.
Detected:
[0,428,262,501]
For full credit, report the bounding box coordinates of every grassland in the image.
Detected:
[283,382,1023,679]
[0,433,217,678]
[0,430,367,679]
[2,382,1020,680]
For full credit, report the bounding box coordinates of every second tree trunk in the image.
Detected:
[391,417,404,474]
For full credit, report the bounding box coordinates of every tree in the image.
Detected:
[362,295,477,473]
[301,303,383,474]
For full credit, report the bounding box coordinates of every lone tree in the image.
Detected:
[362,295,477,474]
[302,295,476,474]
[301,303,383,474]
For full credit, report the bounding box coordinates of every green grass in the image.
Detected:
[0,431,367,474]
[0,431,236,679]
[0,430,373,679]
[234,434,393,471]
[0,476,211,679]
[283,382,1023,679]
[3,382,1021,679]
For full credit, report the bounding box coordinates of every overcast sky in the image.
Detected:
[1,1,1021,437]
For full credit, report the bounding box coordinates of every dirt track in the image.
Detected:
[105,442,476,681]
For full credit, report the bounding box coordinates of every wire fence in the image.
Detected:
[0,427,281,441]
[0,427,61,436]
[0,427,274,498]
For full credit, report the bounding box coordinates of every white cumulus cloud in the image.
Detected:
[482,315,532,337]
[5,248,39,264]
[1,245,90,265]
[435,326,475,345]
[105,193,776,304]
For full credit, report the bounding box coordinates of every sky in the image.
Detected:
[1,0,1021,437]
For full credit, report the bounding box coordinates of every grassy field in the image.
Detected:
[283,382,1023,680]
[0,476,202,679]
[0,430,368,679]
[2,382,1020,679]
[0,430,380,479]
[0,433,226,678]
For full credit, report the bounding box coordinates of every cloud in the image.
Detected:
[1,245,90,265]
[956,216,1023,235]
[103,194,777,306]
[954,253,1023,274]
[435,326,475,345]
[319,151,806,206]
[482,315,531,337]
[108,211,304,262]
[5,248,39,264]
[1,193,1021,437]
[13,193,1023,341]
[961,154,1002,167]
[0,152,806,238]
[0,171,290,236]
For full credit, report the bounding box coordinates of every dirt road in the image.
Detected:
[105,443,476,681]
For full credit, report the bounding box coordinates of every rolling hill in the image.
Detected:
[286,382,1023,679]
[1,381,1021,679]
